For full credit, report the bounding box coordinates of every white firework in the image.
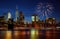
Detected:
[35,3,54,19]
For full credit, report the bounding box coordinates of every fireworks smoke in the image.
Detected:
[35,3,54,19]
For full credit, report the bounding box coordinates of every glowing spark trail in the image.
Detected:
[35,3,54,19]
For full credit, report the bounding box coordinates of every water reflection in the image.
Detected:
[30,29,38,39]
[5,31,12,39]
[0,30,60,39]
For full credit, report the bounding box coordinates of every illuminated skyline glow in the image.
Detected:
[0,0,60,22]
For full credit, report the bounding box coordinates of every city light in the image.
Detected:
[14,31,19,36]
[0,0,60,39]
[30,29,39,39]
[30,29,36,39]
[32,16,35,21]
[5,31,12,39]
[8,12,11,20]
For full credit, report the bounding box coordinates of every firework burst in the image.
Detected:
[35,3,54,19]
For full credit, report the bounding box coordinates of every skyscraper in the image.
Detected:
[19,11,24,24]
[15,6,19,22]
[32,14,39,27]
[8,11,11,20]
[32,14,38,22]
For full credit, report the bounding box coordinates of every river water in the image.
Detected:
[0,29,60,39]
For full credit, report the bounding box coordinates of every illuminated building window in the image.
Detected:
[32,16,35,21]
[36,16,38,21]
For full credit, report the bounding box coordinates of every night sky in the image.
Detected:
[0,0,60,22]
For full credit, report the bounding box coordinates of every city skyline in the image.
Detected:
[0,0,60,22]
[0,0,60,39]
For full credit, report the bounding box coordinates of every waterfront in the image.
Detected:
[0,29,60,39]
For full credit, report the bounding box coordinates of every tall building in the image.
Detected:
[31,14,39,27]
[19,11,24,25]
[8,11,11,20]
[15,6,19,22]
[32,14,38,22]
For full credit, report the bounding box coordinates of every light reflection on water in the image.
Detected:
[5,31,12,39]
[0,30,60,39]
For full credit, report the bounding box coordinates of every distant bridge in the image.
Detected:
[0,27,60,31]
